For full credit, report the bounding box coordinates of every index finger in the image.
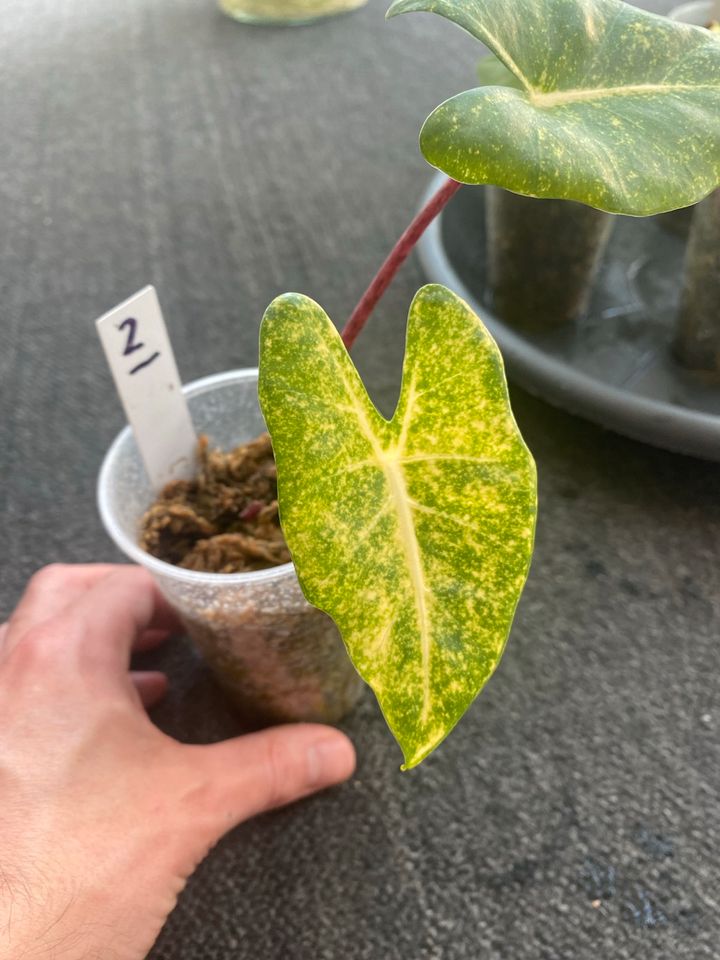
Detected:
[10,567,181,675]
[7,564,133,642]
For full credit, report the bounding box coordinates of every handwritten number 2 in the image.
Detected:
[118,317,160,375]
[119,317,144,355]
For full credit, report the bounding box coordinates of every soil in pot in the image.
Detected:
[140,432,290,574]
[485,187,614,331]
[675,188,720,381]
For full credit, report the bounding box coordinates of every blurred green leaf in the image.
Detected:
[389,0,720,214]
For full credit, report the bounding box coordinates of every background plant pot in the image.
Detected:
[655,1,716,237]
[675,188,720,379]
[218,0,367,25]
[98,368,364,724]
[417,174,720,460]
[668,0,720,378]
[485,187,614,331]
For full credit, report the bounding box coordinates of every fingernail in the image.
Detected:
[307,735,355,788]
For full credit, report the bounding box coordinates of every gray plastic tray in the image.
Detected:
[416,173,720,461]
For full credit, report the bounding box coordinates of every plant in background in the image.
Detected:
[670,0,720,378]
[676,187,720,376]
[418,0,720,338]
[255,0,720,768]
[410,0,719,214]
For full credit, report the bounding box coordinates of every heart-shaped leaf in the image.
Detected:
[388,0,720,215]
[259,285,536,768]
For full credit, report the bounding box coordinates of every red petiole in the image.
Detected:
[341,177,463,350]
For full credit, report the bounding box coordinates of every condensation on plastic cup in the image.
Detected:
[98,368,364,723]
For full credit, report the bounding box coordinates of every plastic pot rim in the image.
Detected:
[97,367,296,587]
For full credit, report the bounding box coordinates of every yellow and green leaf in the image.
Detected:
[259,285,537,768]
[388,0,720,215]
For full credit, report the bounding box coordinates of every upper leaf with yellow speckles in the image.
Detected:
[388,0,720,215]
[259,284,536,768]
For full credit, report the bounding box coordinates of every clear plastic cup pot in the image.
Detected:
[98,369,364,724]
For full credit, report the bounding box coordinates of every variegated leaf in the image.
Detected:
[388,0,720,215]
[259,285,536,768]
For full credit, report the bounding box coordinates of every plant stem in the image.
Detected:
[341,177,462,350]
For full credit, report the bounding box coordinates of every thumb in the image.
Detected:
[189,723,356,831]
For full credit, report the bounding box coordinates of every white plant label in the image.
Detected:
[96,285,197,491]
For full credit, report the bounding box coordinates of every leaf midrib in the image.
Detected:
[336,358,515,735]
[527,81,719,107]
[337,366,433,725]
[383,454,432,725]
[461,9,719,108]
[481,28,532,92]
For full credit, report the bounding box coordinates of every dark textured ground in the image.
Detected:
[2,0,719,957]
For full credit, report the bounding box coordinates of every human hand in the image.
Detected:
[0,564,355,960]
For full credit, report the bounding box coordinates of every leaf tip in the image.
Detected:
[410,282,472,317]
[399,728,448,770]
[261,291,329,339]
[414,281,453,301]
[385,0,406,19]
[264,290,307,315]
